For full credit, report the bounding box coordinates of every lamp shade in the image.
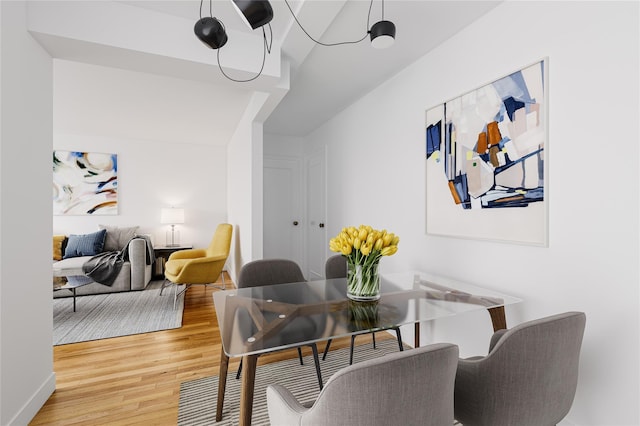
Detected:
[370,20,396,49]
[231,0,274,30]
[161,208,185,225]
[194,17,228,49]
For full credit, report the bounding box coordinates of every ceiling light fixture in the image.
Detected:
[194,0,228,49]
[194,0,272,83]
[370,20,395,49]
[194,16,228,49]
[231,0,274,30]
[370,0,396,49]
[195,0,395,83]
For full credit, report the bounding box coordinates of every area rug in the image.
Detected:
[177,338,405,425]
[53,280,185,345]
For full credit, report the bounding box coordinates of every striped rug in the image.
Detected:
[178,338,405,425]
[53,280,185,345]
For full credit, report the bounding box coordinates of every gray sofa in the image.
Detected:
[53,235,152,297]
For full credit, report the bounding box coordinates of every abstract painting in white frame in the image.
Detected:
[425,59,548,246]
[53,150,118,215]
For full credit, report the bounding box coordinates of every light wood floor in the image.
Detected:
[32,274,379,425]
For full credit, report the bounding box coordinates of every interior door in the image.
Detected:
[306,148,326,280]
[263,157,303,268]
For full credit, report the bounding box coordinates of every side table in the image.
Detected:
[153,245,193,279]
[53,267,94,312]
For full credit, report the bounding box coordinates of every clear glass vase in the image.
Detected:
[347,261,381,301]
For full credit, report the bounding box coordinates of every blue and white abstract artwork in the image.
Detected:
[425,60,547,245]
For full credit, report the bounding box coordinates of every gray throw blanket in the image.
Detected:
[83,235,154,286]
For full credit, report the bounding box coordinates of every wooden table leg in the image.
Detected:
[414,322,420,348]
[215,347,230,422]
[488,306,507,331]
[238,354,258,426]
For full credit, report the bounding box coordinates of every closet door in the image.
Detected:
[263,157,303,269]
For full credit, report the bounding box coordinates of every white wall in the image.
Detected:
[227,92,270,280]
[52,61,229,249]
[265,133,305,158]
[305,1,639,424]
[53,134,227,249]
[0,2,55,424]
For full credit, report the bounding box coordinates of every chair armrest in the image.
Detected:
[454,356,486,422]
[488,328,508,353]
[266,384,309,424]
[128,238,148,290]
[168,249,206,260]
[183,254,228,265]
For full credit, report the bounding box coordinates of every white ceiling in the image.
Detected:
[54,59,252,146]
[41,1,502,140]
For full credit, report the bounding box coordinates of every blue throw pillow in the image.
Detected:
[63,229,107,259]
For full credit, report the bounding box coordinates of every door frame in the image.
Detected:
[304,146,327,280]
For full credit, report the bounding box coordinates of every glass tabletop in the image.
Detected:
[212,270,522,358]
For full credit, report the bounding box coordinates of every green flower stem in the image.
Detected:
[346,255,381,300]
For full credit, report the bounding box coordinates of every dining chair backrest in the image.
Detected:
[235,258,325,390]
[267,343,459,425]
[237,258,305,288]
[325,255,347,279]
[454,311,586,426]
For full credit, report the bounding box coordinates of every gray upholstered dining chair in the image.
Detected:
[322,254,404,364]
[267,343,459,426]
[234,258,324,390]
[454,311,586,426]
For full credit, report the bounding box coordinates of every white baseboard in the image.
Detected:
[8,372,55,426]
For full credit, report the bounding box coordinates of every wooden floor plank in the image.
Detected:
[31,273,383,425]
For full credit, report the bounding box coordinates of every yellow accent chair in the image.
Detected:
[160,223,232,308]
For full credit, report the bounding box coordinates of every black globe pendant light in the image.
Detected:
[194,17,228,49]
[232,0,274,30]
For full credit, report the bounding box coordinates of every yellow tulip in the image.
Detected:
[366,233,375,245]
[360,242,372,256]
[329,239,341,252]
[331,225,398,259]
[381,245,398,256]
[354,237,362,250]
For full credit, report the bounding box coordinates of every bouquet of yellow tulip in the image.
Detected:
[329,225,399,300]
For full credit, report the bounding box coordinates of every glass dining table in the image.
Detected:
[212,270,522,426]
